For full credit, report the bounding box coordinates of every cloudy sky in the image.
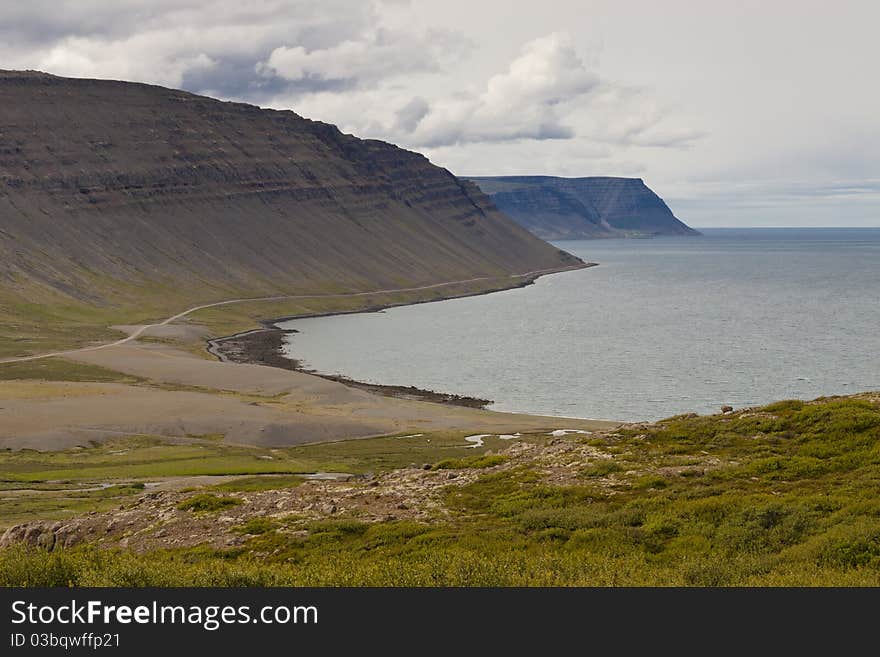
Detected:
[2,0,878,226]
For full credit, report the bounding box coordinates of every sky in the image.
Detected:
[1,0,878,226]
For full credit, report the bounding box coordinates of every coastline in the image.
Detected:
[207,264,595,409]
[209,327,493,408]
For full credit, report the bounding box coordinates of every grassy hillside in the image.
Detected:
[2,393,879,586]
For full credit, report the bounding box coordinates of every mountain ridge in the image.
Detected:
[0,71,581,355]
[467,175,699,240]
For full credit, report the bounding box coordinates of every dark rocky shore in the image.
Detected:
[208,327,492,409]
[205,265,596,410]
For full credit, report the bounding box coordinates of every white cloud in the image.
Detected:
[279,31,702,155]
[258,26,466,88]
[0,1,406,94]
[0,4,700,154]
[36,34,217,89]
[403,32,599,146]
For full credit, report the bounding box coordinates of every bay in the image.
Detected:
[281,228,880,421]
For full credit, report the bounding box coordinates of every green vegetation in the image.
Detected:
[432,454,507,470]
[0,432,503,528]
[0,358,138,383]
[287,432,531,474]
[3,395,880,585]
[0,483,148,528]
[0,276,194,360]
[176,494,242,513]
[0,438,308,486]
[186,277,523,340]
[210,475,304,493]
[0,274,527,361]
[0,432,503,489]
[580,460,624,478]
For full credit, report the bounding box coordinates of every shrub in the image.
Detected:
[211,475,303,492]
[816,524,880,569]
[432,455,507,470]
[634,476,667,490]
[176,494,242,513]
[580,461,623,478]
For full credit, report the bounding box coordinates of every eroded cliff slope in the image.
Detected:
[0,71,581,354]
[468,176,699,240]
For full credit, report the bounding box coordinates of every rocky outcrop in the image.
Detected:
[0,71,580,316]
[468,175,700,240]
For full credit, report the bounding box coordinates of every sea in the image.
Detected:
[280,228,880,422]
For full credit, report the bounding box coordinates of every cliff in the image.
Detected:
[467,176,699,239]
[0,71,580,345]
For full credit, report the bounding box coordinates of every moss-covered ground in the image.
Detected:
[3,394,880,586]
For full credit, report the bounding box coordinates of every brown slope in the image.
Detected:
[0,71,580,318]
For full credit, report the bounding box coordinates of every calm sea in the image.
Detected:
[280,228,880,421]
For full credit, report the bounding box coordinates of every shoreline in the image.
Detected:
[207,264,594,409]
[209,327,493,408]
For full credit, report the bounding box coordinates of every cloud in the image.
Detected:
[579,85,706,149]
[0,3,705,180]
[393,97,431,134]
[400,32,599,147]
[257,26,466,91]
[0,1,448,98]
[277,31,702,154]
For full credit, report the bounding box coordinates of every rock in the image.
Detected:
[469,176,699,240]
[721,405,734,414]
[0,71,577,329]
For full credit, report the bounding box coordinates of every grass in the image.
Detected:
[0,358,139,383]
[176,494,242,513]
[271,432,524,474]
[0,484,149,527]
[209,475,304,493]
[0,274,530,360]
[0,431,509,528]
[186,277,526,340]
[580,460,624,478]
[3,394,880,585]
[432,454,507,470]
[0,432,509,486]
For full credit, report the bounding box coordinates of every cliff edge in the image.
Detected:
[467,175,699,240]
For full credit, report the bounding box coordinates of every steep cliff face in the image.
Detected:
[0,71,580,309]
[468,176,699,240]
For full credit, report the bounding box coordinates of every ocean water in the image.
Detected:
[280,228,880,421]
